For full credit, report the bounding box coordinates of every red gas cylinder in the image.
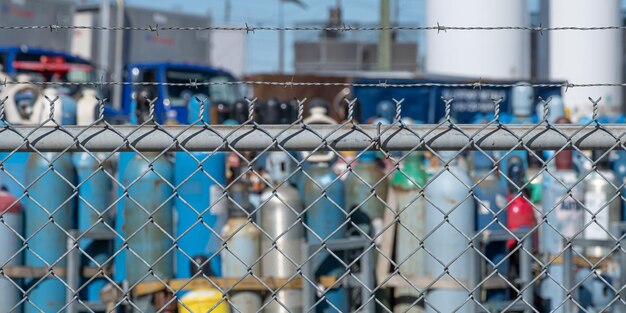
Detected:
[506,157,537,250]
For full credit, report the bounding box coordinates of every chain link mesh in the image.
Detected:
[0,93,624,313]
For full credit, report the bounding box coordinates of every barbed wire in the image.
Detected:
[3,79,626,89]
[2,24,626,33]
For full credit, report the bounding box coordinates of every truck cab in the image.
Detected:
[0,46,94,92]
[123,63,242,124]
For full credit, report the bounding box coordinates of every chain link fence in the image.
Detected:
[0,8,624,313]
[0,92,624,313]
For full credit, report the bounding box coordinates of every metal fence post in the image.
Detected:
[563,239,573,313]
[66,230,79,313]
[521,235,533,313]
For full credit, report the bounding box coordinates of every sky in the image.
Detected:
[125,0,626,74]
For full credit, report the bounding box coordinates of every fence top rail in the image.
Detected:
[0,123,624,152]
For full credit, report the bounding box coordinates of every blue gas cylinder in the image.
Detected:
[0,152,30,198]
[471,150,509,303]
[175,95,227,278]
[122,153,174,286]
[294,154,310,197]
[302,161,348,313]
[59,87,77,125]
[73,152,113,302]
[574,268,615,312]
[498,85,534,186]
[23,152,76,313]
[174,152,226,278]
[0,119,29,198]
[376,100,396,123]
[344,151,388,238]
[113,152,134,282]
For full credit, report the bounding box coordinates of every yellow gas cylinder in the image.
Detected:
[178,289,230,313]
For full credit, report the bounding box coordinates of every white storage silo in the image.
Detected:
[549,0,622,121]
[425,0,531,80]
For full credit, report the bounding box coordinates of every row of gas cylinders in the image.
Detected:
[2,148,621,313]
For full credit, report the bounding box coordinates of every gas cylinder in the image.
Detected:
[391,151,428,313]
[424,151,474,313]
[261,98,280,124]
[215,102,230,124]
[611,149,626,220]
[221,181,262,313]
[344,151,388,241]
[23,152,76,313]
[526,154,544,205]
[540,145,584,313]
[505,156,537,251]
[225,101,249,184]
[76,88,99,125]
[376,100,396,123]
[583,151,620,258]
[535,95,565,125]
[179,255,230,313]
[301,102,348,312]
[498,84,534,186]
[574,268,616,312]
[113,151,133,283]
[164,110,179,125]
[536,96,566,162]
[175,150,227,278]
[301,100,338,189]
[0,188,22,312]
[0,150,30,202]
[73,152,113,302]
[260,151,304,313]
[4,84,63,125]
[178,289,230,313]
[610,150,626,219]
[40,87,63,125]
[122,152,174,311]
[176,96,227,279]
[2,80,43,125]
[470,151,509,303]
[58,87,77,125]
[371,117,397,174]
[278,100,295,125]
[332,150,357,181]
[332,100,360,181]
[301,100,345,179]
[229,100,250,125]
[302,163,348,313]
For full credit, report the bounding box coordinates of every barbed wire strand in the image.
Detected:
[3,80,626,89]
[5,24,626,32]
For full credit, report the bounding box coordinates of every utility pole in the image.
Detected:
[112,0,124,110]
[378,0,392,71]
[99,1,110,94]
[279,1,285,74]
